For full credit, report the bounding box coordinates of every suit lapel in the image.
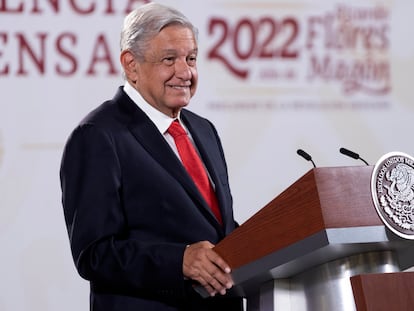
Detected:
[116,89,222,230]
[128,109,198,199]
[181,112,227,228]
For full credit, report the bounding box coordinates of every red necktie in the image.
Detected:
[167,120,222,224]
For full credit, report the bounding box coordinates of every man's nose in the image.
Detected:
[175,59,192,79]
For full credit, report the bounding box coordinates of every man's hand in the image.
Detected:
[183,241,234,297]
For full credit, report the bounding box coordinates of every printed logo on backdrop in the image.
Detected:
[205,2,391,111]
[371,152,414,240]
[1,1,392,110]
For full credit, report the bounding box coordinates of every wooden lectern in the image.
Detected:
[211,166,414,311]
[350,271,414,311]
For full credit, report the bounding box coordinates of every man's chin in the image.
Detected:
[170,101,190,110]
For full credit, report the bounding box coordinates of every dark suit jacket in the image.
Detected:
[60,87,243,311]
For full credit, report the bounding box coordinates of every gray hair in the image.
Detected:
[120,3,198,61]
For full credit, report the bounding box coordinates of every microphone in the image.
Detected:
[339,147,369,165]
[297,149,316,168]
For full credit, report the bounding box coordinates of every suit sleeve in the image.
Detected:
[60,123,187,292]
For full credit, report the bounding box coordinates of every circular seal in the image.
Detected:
[371,152,414,239]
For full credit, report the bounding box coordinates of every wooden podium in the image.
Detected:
[350,271,414,311]
[212,166,414,311]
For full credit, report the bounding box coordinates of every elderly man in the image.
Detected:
[60,3,243,310]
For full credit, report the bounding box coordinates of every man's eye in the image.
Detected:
[163,58,175,65]
[187,56,197,66]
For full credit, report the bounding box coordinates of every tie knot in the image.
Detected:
[167,120,187,139]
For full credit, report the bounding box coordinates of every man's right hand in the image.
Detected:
[183,241,234,297]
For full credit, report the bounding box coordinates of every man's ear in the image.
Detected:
[120,50,138,82]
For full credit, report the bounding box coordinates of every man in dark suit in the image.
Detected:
[60,3,243,310]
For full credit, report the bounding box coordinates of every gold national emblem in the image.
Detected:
[371,152,414,239]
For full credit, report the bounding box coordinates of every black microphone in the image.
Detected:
[339,147,369,165]
[297,149,316,168]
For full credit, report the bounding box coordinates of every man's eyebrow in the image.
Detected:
[160,48,198,54]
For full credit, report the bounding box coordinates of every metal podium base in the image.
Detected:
[247,251,400,311]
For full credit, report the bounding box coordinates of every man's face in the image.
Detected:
[132,25,198,118]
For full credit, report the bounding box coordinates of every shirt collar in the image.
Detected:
[123,81,182,134]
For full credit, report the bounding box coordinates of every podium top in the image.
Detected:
[215,166,382,270]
